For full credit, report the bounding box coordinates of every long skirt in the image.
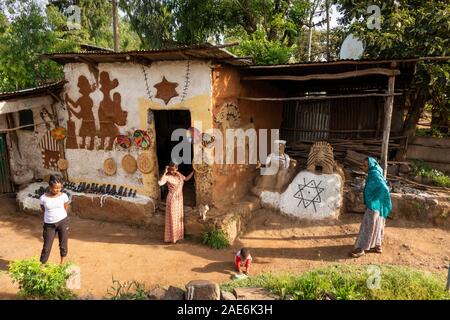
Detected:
[355,208,385,250]
[164,190,184,243]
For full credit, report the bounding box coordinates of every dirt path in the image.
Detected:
[0,198,449,299]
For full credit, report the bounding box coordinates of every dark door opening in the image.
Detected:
[0,134,14,193]
[153,110,195,206]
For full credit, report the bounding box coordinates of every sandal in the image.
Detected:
[349,248,365,258]
[368,246,382,254]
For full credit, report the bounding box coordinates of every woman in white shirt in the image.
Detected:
[39,175,70,264]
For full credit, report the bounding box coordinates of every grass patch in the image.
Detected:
[412,160,450,187]
[220,264,450,300]
[201,229,230,249]
[106,278,148,300]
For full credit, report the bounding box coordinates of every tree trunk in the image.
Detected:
[395,86,429,160]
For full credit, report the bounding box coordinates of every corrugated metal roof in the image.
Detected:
[0,81,66,101]
[42,43,253,66]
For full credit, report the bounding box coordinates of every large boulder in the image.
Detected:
[147,287,167,300]
[221,290,236,300]
[164,286,185,300]
[185,280,220,300]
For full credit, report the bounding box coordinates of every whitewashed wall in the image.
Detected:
[61,60,212,194]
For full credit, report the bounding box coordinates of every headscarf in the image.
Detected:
[363,157,392,219]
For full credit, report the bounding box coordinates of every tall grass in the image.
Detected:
[220,264,450,300]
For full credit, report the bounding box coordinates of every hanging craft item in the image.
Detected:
[57,158,69,171]
[187,127,202,144]
[51,127,67,141]
[201,133,215,148]
[133,130,152,149]
[122,154,137,174]
[137,151,153,174]
[154,76,179,105]
[103,158,117,176]
[114,135,132,150]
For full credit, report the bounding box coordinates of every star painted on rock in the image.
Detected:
[293,178,325,212]
[154,76,179,105]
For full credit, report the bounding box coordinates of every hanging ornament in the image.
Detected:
[51,127,67,140]
[133,130,152,149]
[114,135,132,150]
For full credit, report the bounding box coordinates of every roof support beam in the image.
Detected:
[242,68,400,81]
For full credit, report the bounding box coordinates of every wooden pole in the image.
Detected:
[326,0,330,61]
[446,263,450,292]
[112,0,119,52]
[381,75,396,177]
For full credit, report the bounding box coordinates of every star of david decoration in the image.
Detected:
[293,178,325,212]
[154,76,179,105]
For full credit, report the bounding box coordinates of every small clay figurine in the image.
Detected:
[118,186,124,196]
[128,189,133,197]
[106,184,111,193]
[123,188,128,197]
[132,190,137,197]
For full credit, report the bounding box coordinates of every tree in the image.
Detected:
[334,0,450,145]
[0,1,63,91]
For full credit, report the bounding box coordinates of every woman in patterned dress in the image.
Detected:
[350,157,392,258]
[158,162,194,243]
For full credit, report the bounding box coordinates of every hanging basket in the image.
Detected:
[57,158,69,171]
[51,127,67,140]
[133,130,152,149]
[114,135,132,149]
[103,158,117,176]
[122,154,137,174]
[136,151,153,174]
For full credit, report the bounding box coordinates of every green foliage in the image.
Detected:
[106,278,148,300]
[229,28,295,64]
[8,258,74,300]
[412,160,450,187]
[221,264,450,300]
[201,228,230,249]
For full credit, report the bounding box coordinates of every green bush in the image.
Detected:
[220,264,450,300]
[106,278,148,300]
[412,160,450,187]
[201,229,230,249]
[8,258,74,300]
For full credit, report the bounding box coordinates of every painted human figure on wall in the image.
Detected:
[65,75,96,149]
[98,71,128,150]
[64,71,128,150]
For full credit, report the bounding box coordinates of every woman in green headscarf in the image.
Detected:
[350,157,392,258]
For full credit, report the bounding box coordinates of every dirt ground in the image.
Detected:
[0,197,449,299]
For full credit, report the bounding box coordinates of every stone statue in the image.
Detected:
[251,140,298,196]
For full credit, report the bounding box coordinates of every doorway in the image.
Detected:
[153,110,195,206]
[0,134,14,193]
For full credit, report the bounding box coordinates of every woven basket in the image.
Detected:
[103,158,117,176]
[122,154,137,174]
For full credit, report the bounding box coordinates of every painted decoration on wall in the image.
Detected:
[136,151,153,174]
[293,178,325,212]
[122,154,137,174]
[98,71,128,150]
[133,130,152,149]
[154,76,179,105]
[65,71,128,151]
[51,127,67,141]
[40,131,60,170]
[114,135,132,149]
[65,75,97,150]
[214,102,241,130]
[40,108,56,131]
[103,158,117,176]
[306,141,335,174]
